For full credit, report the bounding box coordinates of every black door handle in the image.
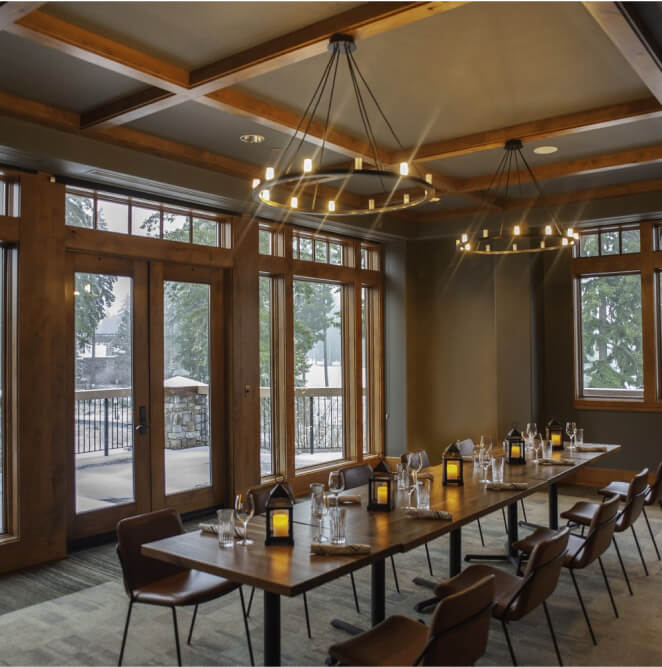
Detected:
[135,405,149,434]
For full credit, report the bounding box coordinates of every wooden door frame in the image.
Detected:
[67,252,151,540]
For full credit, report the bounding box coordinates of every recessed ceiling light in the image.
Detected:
[533,145,558,155]
[240,134,265,144]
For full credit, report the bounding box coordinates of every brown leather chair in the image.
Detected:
[514,494,621,645]
[599,460,662,561]
[116,508,253,666]
[561,468,649,593]
[433,527,570,666]
[328,574,495,666]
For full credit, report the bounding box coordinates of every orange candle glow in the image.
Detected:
[447,462,459,479]
[551,433,561,446]
[511,445,521,458]
[377,484,388,504]
[272,512,289,538]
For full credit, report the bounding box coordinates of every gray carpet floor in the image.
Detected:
[1,485,661,666]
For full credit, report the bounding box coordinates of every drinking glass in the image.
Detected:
[416,477,431,510]
[525,423,537,453]
[405,468,418,509]
[566,421,577,451]
[397,463,408,490]
[575,428,584,449]
[479,448,491,484]
[408,451,424,474]
[532,434,542,464]
[328,470,345,498]
[234,493,255,546]
[492,456,504,483]
[217,509,235,548]
[329,507,347,545]
[310,485,327,544]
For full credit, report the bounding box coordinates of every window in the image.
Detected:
[577,273,643,399]
[292,230,346,266]
[577,225,640,257]
[362,287,369,454]
[65,187,231,248]
[293,280,344,469]
[259,276,274,477]
[0,177,20,217]
[360,243,381,271]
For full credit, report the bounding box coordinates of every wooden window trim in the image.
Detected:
[571,221,662,411]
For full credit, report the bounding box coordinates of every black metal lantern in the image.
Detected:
[265,479,294,546]
[505,427,526,465]
[442,441,464,486]
[546,419,564,451]
[367,459,395,511]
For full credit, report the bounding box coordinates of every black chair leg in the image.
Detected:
[239,586,255,666]
[632,525,649,576]
[171,607,182,667]
[246,586,256,617]
[569,569,596,645]
[613,536,633,595]
[501,620,517,666]
[502,507,508,534]
[187,604,198,645]
[350,572,361,614]
[543,601,563,666]
[598,556,618,618]
[520,499,528,523]
[390,555,400,593]
[477,519,485,547]
[118,599,133,667]
[642,507,661,561]
[424,543,434,577]
[303,592,312,639]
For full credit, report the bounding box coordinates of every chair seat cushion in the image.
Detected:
[598,481,629,501]
[514,528,584,567]
[329,615,428,666]
[133,569,238,606]
[560,501,600,526]
[434,565,520,620]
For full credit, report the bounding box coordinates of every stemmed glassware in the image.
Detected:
[234,493,255,546]
[525,423,537,453]
[311,484,327,544]
[328,470,345,504]
[566,421,577,451]
[479,447,492,484]
[532,432,542,463]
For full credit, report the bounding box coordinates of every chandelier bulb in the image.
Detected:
[461,233,468,243]
[265,166,275,180]
[303,158,312,173]
[514,225,521,236]
[290,196,298,209]
[545,225,552,236]
[562,237,569,246]
[485,244,491,252]
[354,157,363,170]
[425,173,433,184]
[252,178,261,189]
[261,189,270,202]
[513,242,518,251]
[567,227,574,237]
[399,162,409,176]
[464,242,471,251]
[540,240,546,249]
[483,229,489,238]
[328,200,336,212]
[368,198,375,211]
[403,193,410,205]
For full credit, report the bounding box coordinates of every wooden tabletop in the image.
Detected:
[142,444,619,596]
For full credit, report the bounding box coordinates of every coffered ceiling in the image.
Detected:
[0,1,660,237]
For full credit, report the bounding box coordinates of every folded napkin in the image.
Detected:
[576,445,608,453]
[462,455,474,462]
[310,543,371,555]
[337,495,361,505]
[486,482,529,491]
[405,508,452,520]
[457,438,475,456]
[539,458,576,466]
[199,522,245,538]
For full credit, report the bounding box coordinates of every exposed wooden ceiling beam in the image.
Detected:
[457,144,662,193]
[583,2,662,104]
[393,97,662,163]
[416,177,662,222]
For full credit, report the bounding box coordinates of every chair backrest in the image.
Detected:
[506,527,569,621]
[419,575,494,666]
[248,480,296,516]
[570,494,620,568]
[646,461,662,505]
[617,468,649,530]
[400,449,431,469]
[116,508,185,596]
[342,464,372,490]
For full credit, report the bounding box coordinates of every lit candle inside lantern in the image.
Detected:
[447,462,459,479]
[377,484,388,504]
[511,444,521,458]
[551,432,561,446]
[272,512,289,538]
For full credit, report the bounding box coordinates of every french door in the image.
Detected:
[69,254,225,539]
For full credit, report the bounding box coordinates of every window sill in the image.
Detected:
[574,398,660,412]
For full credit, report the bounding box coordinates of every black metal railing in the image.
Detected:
[75,388,133,455]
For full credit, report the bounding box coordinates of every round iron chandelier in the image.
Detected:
[250,34,436,216]
[457,139,576,255]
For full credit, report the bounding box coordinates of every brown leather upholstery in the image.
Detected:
[342,464,372,490]
[646,461,662,504]
[599,461,662,505]
[598,481,629,501]
[116,508,238,606]
[400,449,431,469]
[328,575,494,666]
[248,480,296,516]
[560,501,599,526]
[435,528,569,622]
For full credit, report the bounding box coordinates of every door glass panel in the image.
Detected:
[260,276,274,477]
[74,273,134,513]
[0,253,4,533]
[293,280,343,470]
[164,281,211,494]
[362,287,369,454]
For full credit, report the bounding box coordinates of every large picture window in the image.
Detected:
[577,273,643,399]
[260,275,275,477]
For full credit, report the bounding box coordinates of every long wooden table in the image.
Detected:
[142,445,619,665]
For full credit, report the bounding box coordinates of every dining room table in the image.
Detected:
[142,443,620,665]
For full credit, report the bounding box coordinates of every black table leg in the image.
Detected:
[465,502,519,566]
[264,591,281,666]
[371,558,386,626]
[549,482,559,529]
[449,527,462,576]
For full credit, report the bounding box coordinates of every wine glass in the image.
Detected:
[525,423,537,453]
[234,493,255,546]
[566,421,577,451]
[479,448,492,484]
[328,470,345,498]
[532,432,542,464]
[405,467,418,509]
[311,489,327,543]
[408,452,424,474]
